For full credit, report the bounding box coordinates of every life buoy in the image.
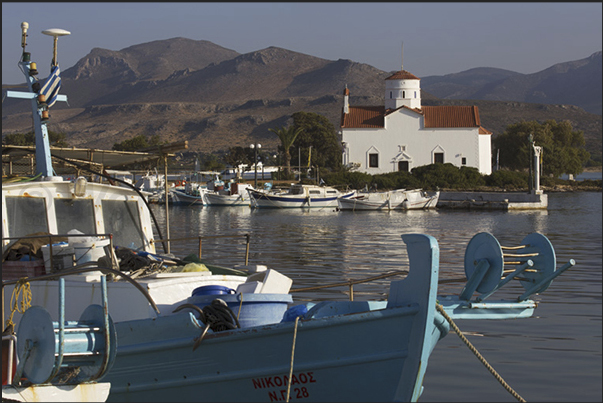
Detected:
[175,180,185,187]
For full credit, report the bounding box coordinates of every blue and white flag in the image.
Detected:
[40,64,61,108]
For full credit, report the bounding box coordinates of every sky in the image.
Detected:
[2,2,602,85]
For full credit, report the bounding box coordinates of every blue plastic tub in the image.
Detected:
[187,293,293,328]
[191,285,236,297]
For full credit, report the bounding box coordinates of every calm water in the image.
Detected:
[150,191,602,402]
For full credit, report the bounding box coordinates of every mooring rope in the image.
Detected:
[6,278,32,331]
[286,315,300,403]
[435,303,526,402]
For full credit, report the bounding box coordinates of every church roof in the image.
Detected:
[342,104,492,134]
[385,70,421,80]
[341,106,385,128]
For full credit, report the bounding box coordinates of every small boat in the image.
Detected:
[248,183,357,209]
[338,188,440,211]
[204,181,254,206]
[13,230,573,403]
[171,181,208,205]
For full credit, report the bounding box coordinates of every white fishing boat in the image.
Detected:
[248,183,356,209]
[338,188,440,211]
[1,20,264,383]
[204,181,254,206]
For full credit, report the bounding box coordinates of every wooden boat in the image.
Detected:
[5,229,576,402]
[248,183,356,209]
[204,181,254,206]
[338,188,440,211]
[171,181,208,205]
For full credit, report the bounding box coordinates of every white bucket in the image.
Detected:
[73,239,110,264]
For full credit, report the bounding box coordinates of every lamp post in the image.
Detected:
[250,143,261,188]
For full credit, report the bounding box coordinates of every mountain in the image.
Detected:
[2,39,601,164]
[421,52,602,115]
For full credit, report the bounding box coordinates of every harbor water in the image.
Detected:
[150,191,601,402]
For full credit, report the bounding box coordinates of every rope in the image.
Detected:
[6,278,32,330]
[191,299,241,351]
[435,303,526,402]
[286,316,300,403]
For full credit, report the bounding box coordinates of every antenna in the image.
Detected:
[42,28,71,66]
[21,21,29,50]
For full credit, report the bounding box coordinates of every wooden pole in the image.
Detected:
[164,155,170,254]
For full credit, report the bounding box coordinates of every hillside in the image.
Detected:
[2,38,601,163]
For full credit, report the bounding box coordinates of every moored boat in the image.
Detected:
[338,188,440,211]
[248,183,356,209]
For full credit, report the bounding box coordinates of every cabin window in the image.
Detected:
[369,153,379,168]
[326,190,337,195]
[102,200,145,249]
[309,190,321,195]
[398,161,409,172]
[5,197,48,238]
[462,157,467,166]
[434,153,444,164]
[55,198,96,235]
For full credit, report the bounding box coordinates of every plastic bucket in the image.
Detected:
[187,293,293,328]
[73,239,110,264]
[192,285,236,297]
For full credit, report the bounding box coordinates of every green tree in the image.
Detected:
[493,120,589,177]
[202,154,225,172]
[292,111,342,171]
[269,125,303,177]
[3,130,69,147]
[113,135,151,151]
[224,146,252,177]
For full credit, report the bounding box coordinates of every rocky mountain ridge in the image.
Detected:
[2,38,601,162]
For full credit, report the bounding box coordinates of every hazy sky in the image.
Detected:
[3,2,602,85]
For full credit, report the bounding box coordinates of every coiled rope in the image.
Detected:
[435,303,526,402]
[5,278,33,331]
[173,300,240,351]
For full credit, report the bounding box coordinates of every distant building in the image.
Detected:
[341,69,492,175]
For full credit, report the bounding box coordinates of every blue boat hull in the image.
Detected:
[103,234,444,402]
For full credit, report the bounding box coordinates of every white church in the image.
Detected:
[341,68,493,175]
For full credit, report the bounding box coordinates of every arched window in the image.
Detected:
[402,91,405,98]
[390,91,393,99]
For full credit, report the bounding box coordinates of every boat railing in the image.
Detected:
[290,270,409,301]
[153,233,251,265]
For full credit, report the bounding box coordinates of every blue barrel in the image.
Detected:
[187,293,293,328]
[191,285,236,297]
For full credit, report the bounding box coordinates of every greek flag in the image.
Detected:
[40,64,61,108]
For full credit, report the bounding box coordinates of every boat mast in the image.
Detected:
[6,22,69,179]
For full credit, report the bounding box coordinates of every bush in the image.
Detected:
[485,170,528,190]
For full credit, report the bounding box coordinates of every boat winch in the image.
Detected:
[460,232,575,302]
[12,276,116,386]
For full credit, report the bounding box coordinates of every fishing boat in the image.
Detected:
[204,181,254,206]
[6,229,576,402]
[338,188,440,211]
[248,183,356,209]
[1,21,266,386]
